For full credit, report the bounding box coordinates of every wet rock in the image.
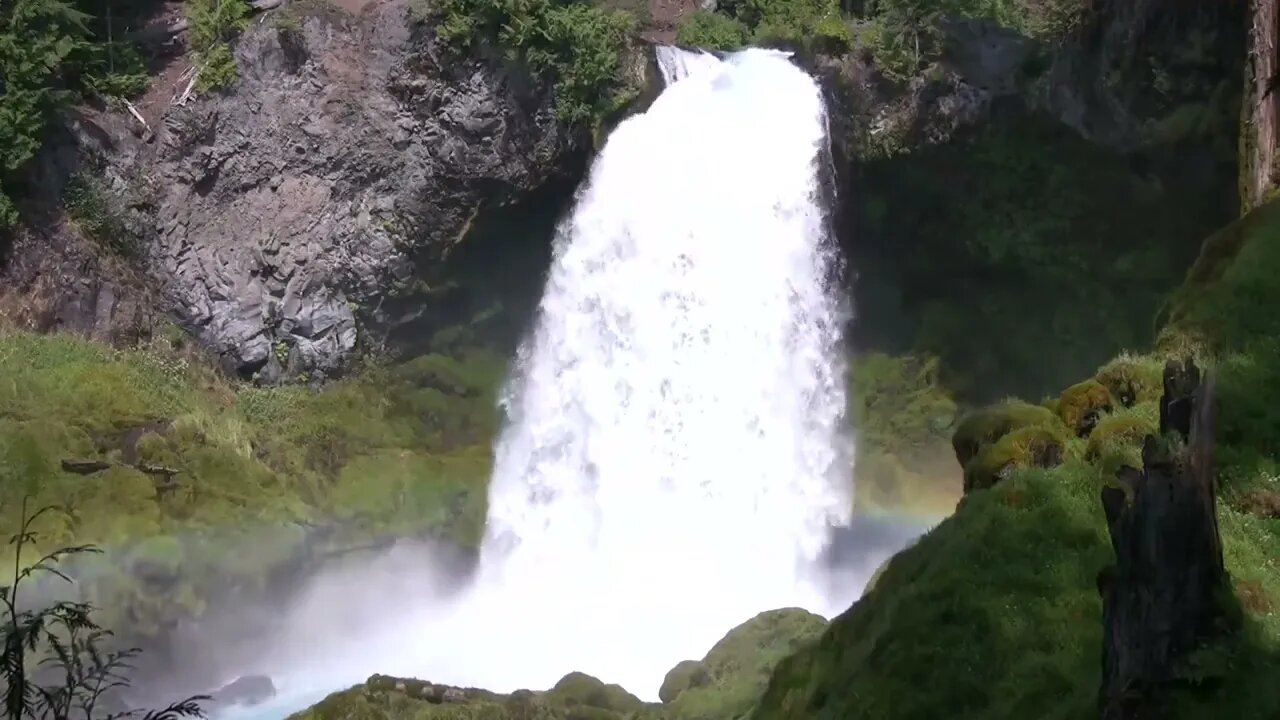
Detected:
[214,674,277,708]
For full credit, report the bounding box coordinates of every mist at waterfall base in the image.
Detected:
[147,46,934,719]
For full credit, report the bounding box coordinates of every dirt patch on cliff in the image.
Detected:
[641,0,694,43]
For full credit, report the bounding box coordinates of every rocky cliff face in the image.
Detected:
[63,0,589,381]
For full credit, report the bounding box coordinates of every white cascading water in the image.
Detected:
[439,45,855,695]
[216,46,857,717]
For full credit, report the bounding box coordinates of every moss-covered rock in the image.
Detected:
[1092,355,1165,408]
[951,401,1057,468]
[962,424,1067,492]
[546,672,645,715]
[292,672,654,720]
[1055,379,1113,436]
[1084,403,1160,471]
[663,608,828,719]
[659,661,710,704]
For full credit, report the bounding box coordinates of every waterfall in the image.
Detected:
[457,45,855,697]
[210,46,857,718]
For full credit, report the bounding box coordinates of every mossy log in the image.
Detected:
[1097,359,1227,720]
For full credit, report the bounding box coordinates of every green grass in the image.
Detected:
[0,327,507,643]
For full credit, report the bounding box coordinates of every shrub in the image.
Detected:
[431,0,637,124]
[187,0,252,92]
[677,10,749,49]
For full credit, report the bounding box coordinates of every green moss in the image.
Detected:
[1084,403,1159,474]
[1092,354,1164,407]
[665,608,828,720]
[950,401,1056,469]
[963,424,1066,492]
[0,328,508,645]
[753,462,1112,720]
[660,660,711,704]
[293,672,652,720]
[546,671,644,714]
[1055,379,1113,435]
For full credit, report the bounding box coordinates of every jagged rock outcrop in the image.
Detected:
[76,0,591,379]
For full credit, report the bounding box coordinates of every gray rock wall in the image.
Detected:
[121,0,584,380]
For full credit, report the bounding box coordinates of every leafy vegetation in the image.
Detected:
[1,500,209,720]
[62,173,139,258]
[753,199,1280,720]
[674,0,850,52]
[428,0,638,124]
[187,0,251,92]
[0,0,154,230]
[0,328,506,648]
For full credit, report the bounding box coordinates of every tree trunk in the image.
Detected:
[1242,0,1279,211]
[1097,359,1227,720]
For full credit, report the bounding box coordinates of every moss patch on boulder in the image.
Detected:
[951,401,1056,469]
[963,423,1067,492]
[662,608,828,720]
[1055,379,1113,436]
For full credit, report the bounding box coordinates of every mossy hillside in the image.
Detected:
[1159,197,1280,507]
[754,461,1112,720]
[752,201,1280,720]
[0,329,505,643]
[851,111,1230,404]
[753,410,1279,719]
[850,352,962,515]
[660,608,828,720]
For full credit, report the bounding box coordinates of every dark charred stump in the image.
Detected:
[1097,359,1227,720]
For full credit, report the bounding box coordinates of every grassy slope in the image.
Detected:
[753,200,1280,720]
[0,328,505,636]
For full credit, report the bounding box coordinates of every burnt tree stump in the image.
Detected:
[1097,359,1227,720]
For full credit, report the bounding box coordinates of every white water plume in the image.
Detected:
[208,45,858,718]
[454,45,855,696]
